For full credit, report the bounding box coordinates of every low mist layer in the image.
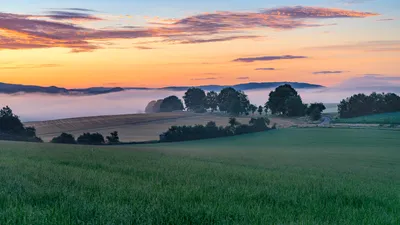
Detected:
[2,87,399,122]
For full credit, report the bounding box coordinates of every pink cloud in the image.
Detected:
[0,6,379,52]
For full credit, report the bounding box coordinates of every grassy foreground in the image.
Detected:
[334,112,400,125]
[0,128,399,224]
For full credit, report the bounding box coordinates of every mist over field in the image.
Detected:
[2,86,398,122]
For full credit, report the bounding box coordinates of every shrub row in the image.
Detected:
[51,131,120,145]
[160,117,275,142]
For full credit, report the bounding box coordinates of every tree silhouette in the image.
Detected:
[160,96,184,112]
[183,88,206,112]
[218,87,250,116]
[306,103,326,121]
[266,84,299,115]
[249,104,257,115]
[51,133,76,144]
[258,106,263,115]
[285,96,307,117]
[205,91,219,112]
[106,131,120,144]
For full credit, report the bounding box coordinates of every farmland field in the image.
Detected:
[334,112,400,125]
[0,128,399,224]
[25,112,305,142]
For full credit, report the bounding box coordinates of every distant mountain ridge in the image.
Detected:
[0,81,324,95]
[158,82,324,91]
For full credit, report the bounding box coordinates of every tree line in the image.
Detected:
[338,92,400,118]
[160,117,275,142]
[50,131,120,145]
[145,85,327,121]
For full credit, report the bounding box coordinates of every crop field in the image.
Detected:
[25,112,304,142]
[334,112,400,125]
[0,128,399,224]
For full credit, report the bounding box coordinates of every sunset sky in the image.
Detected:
[1,0,399,88]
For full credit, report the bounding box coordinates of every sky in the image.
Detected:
[0,0,399,88]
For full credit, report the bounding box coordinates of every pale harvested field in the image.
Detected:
[25,112,305,142]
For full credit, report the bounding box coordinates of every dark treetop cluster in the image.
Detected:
[338,92,400,118]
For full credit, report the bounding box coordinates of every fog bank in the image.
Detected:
[1,87,399,122]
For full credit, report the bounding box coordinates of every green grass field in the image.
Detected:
[0,128,399,224]
[334,112,400,125]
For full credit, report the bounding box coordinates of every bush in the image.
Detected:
[106,131,120,144]
[51,133,76,144]
[161,117,272,142]
[77,133,105,145]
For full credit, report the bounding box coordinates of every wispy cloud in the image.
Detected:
[340,0,375,4]
[236,76,250,80]
[377,18,395,21]
[41,11,102,21]
[164,35,261,45]
[135,46,155,50]
[234,55,307,63]
[307,40,400,52]
[313,70,347,74]
[191,77,219,81]
[48,8,98,12]
[0,6,379,52]
[255,68,276,71]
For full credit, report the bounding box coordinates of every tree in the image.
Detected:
[266,84,299,115]
[257,106,263,115]
[51,133,76,144]
[238,91,251,115]
[228,117,241,128]
[249,104,257,115]
[217,87,238,112]
[249,117,270,131]
[145,100,157,113]
[285,96,307,117]
[306,103,326,121]
[183,88,206,112]
[77,133,105,145]
[0,106,42,142]
[218,87,250,116]
[159,96,184,112]
[228,98,243,116]
[264,105,269,115]
[0,106,25,134]
[106,131,120,144]
[205,91,219,112]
